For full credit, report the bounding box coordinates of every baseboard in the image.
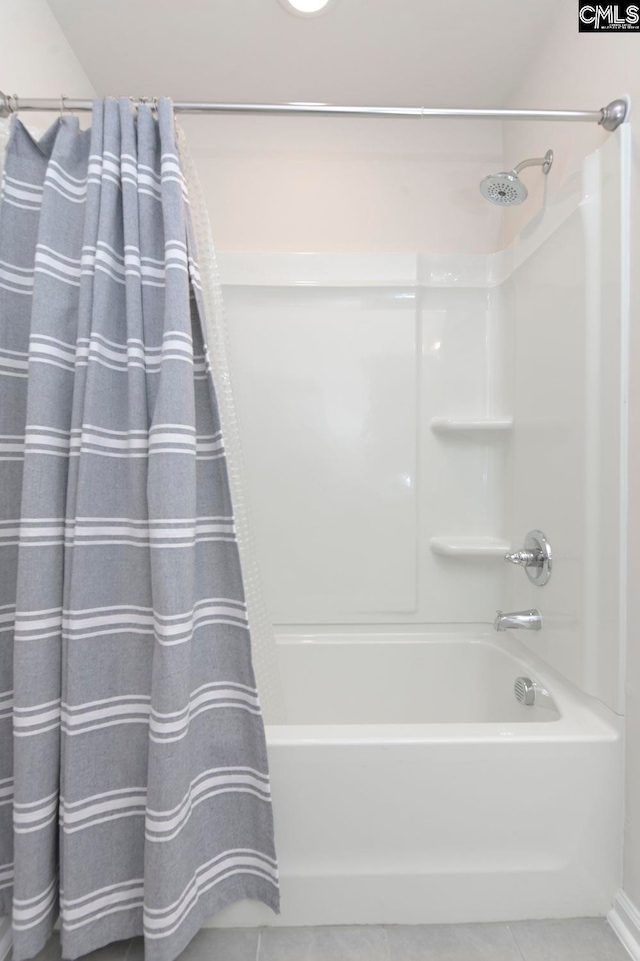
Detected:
[609,890,640,959]
[0,916,12,961]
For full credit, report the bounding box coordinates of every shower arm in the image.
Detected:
[0,93,630,131]
[512,150,554,176]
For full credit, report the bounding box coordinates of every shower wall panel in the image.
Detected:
[224,285,419,622]
[223,262,511,625]
[506,130,628,713]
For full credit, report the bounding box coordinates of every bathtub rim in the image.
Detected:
[265,630,622,745]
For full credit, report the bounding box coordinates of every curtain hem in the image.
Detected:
[58,877,280,961]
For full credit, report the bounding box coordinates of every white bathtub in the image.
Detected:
[212,632,622,928]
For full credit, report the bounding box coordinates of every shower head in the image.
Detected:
[479,149,554,207]
[480,171,528,206]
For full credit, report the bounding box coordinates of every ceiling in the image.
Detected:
[45,0,561,107]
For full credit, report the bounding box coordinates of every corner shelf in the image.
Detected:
[430,536,510,558]
[430,416,513,435]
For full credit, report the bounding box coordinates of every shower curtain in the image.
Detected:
[0,99,279,961]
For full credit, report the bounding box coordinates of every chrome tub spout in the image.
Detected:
[494,609,542,632]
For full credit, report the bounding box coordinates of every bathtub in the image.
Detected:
[211,631,622,928]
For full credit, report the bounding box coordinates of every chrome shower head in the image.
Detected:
[479,149,554,207]
[480,171,528,206]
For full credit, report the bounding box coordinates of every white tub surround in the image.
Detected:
[507,127,630,718]
[220,129,629,717]
[223,277,512,628]
[210,632,621,928]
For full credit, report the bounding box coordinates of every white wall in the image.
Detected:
[4,0,507,254]
[0,0,95,123]
[502,0,640,907]
[181,115,505,253]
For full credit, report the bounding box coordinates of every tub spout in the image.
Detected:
[494,609,542,632]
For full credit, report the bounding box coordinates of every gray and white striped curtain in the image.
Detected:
[0,99,278,961]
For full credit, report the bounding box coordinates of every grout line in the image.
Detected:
[507,924,528,961]
[255,928,262,961]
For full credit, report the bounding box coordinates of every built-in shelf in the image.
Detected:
[430,417,514,434]
[430,536,510,558]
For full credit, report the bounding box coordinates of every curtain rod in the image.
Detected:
[0,93,629,131]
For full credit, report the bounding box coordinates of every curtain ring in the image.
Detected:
[11,93,19,117]
[60,94,67,117]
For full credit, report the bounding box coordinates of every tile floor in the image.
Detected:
[31,919,631,961]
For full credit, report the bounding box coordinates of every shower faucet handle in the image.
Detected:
[504,530,553,587]
[504,549,542,568]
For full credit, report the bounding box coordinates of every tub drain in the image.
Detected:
[514,676,536,706]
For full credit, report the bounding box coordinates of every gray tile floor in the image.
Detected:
[31,919,631,961]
